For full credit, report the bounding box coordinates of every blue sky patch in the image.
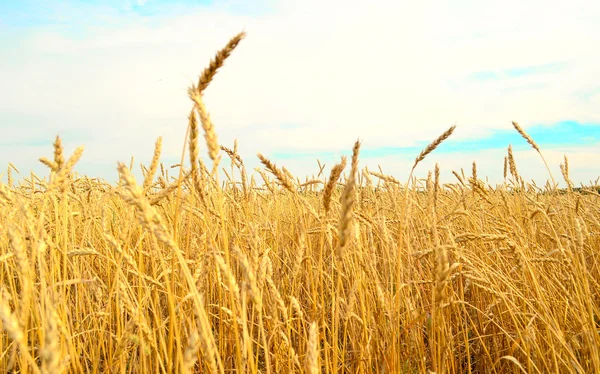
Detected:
[504,62,567,78]
[0,0,268,28]
[468,61,568,82]
[272,121,600,160]
[467,71,498,81]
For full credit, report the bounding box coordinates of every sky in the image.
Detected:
[1,0,599,187]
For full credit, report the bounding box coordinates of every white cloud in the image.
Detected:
[1,0,599,185]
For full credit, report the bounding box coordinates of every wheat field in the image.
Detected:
[1,32,599,374]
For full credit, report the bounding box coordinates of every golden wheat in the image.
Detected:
[322,156,347,214]
[257,153,295,193]
[0,31,599,374]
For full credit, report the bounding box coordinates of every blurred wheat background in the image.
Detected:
[1,32,599,374]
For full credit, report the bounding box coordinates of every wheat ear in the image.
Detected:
[322,156,347,214]
[511,121,556,189]
[185,31,246,165]
[188,109,206,203]
[412,125,456,174]
[306,322,319,374]
[143,136,162,193]
[53,135,65,171]
[196,31,246,94]
[507,144,518,180]
[336,140,360,258]
[257,154,295,193]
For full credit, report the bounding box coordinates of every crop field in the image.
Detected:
[1,32,599,374]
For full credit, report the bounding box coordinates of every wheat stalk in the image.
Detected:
[187,109,207,203]
[336,140,360,258]
[186,32,246,164]
[0,287,40,374]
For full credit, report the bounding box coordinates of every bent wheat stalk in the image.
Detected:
[511,121,556,190]
[398,124,456,325]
